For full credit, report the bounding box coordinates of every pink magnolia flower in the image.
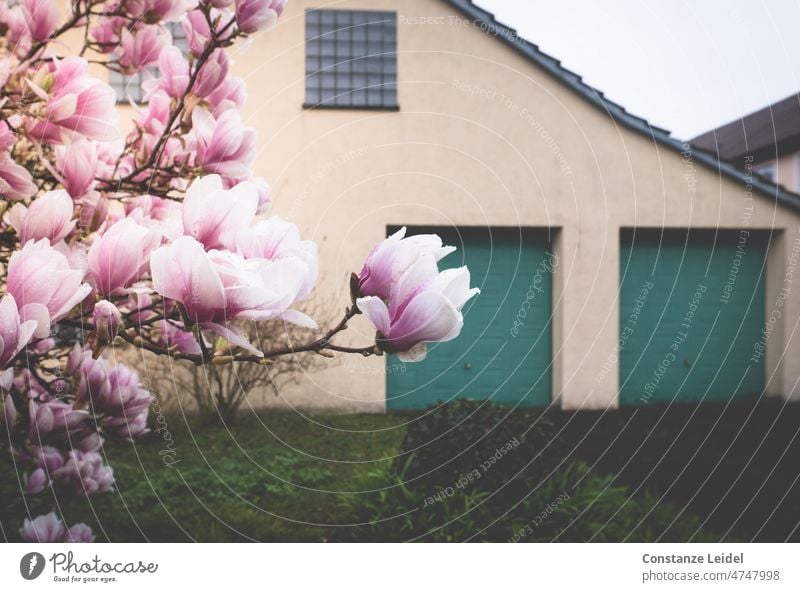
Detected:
[192,107,255,179]
[24,467,49,494]
[29,57,118,143]
[206,74,247,116]
[88,217,162,295]
[20,0,59,42]
[194,49,230,99]
[90,15,125,54]
[183,8,234,58]
[252,176,271,214]
[76,354,110,407]
[358,227,456,301]
[19,513,66,543]
[64,523,95,543]
[182,174,258,249]
[357,264,479,362]
[122,0,198,23]
[28,399,90,444]
[0,155,36,201]
[235,216,318,301]
[117,24,172,74]
[30,445,66,474]
[150,236,316,352]
[52,450,115,496]
[144,45,189,98]
[100,364,151,439]
[7,189,76,244]
[158,319,204,354]
[183,8,211,57]
[235,0,286,33]
[7,239,93,338]
[0,4,31,56]
[56,139,98,197]
[77,191,109,233]
[0,120,15,152]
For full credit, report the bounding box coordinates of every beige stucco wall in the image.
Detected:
[94,0,800,412]
[219,0,800,411]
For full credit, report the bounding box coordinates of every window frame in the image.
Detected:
[303,8,399,111]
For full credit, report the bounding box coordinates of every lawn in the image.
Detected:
[1,414,406,542]
[4,400,779,542]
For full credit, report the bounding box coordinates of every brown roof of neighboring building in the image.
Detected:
[690,93,800,165]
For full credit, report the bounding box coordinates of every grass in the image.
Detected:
[1,413,406,542]
[0,410,725,542]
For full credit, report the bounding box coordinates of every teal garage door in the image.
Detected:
[386,227,553,410]
[619,229,767,405]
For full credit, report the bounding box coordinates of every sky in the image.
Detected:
[475,0,800,140]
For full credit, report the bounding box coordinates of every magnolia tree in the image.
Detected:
[0,0,478,542]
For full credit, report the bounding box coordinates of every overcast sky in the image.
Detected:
[475,0,800,140]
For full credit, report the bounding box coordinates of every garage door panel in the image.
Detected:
[619,229,767,404]
[387,227,553,410]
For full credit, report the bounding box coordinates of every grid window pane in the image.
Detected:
[305,9,398,109]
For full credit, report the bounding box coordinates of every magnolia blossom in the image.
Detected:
[0,4,31,56]
[52,450,115,496]
[20,513,66,543]
[182,174,257,249]
[7,239,92,338]
[194,48,229,97]
[235,0,286,33]
[358,265,479,362]
[0,154,37,201]
[213,85,248,123]
[56,139,98,197]
[144,45,190,98]
[358,227,456,300]
[28,399,90,444]
[65,523,96,543]
[20,0,59,42]
[7,189,75,244]
[88,218,162,295]
[235,216,318,302]
[150,236,316,352]
[122,0,199,22]
[356,232,479,361]
[192,108,255,180]
[28,58,118,143]
[159,319,204,354]
[117,24,172,74]
[0,295,37,368]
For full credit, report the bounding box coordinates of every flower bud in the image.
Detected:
[92,300,122,350]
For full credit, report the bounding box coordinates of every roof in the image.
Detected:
[447,0,800,212]
[690,93,800,165]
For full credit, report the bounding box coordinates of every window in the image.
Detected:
[305,9,398,110]
[109,23,188,104]
[756,162,776,183]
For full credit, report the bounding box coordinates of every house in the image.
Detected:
[120,1,800,412]
[691,93,800,193]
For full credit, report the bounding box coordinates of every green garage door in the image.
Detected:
[619,229,767,405]
[387,227,553,410]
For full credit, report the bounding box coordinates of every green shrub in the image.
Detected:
[398,399,571,496]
